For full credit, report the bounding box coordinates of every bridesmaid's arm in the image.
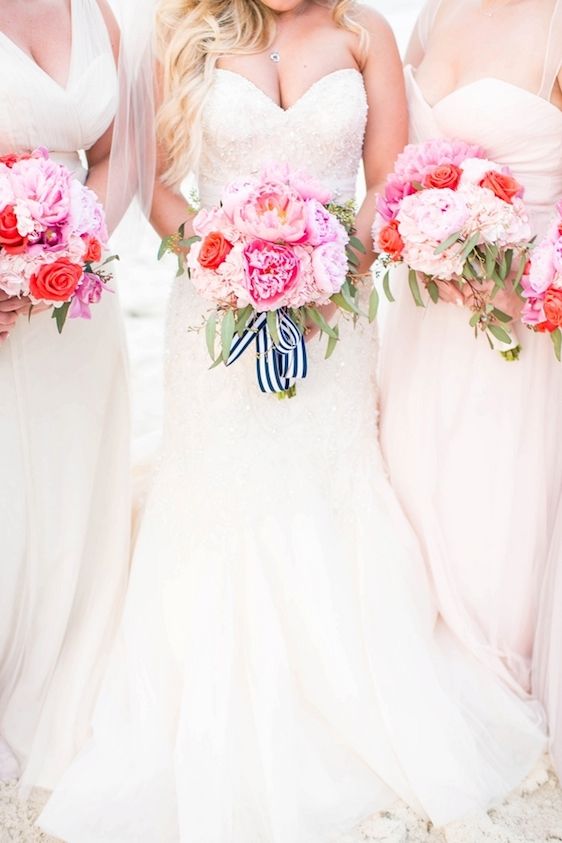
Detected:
[354,8,408,275]
[84,0,120,219]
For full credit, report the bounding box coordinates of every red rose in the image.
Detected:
[30,258,83,302]
[378,220,404,259]
[544,289,562,328]
[0,153,28,168]
[480,171,522,204]
[423,164,463,191]
[198,231,233,270]
[82,235,102,264]
[0,205,27,254]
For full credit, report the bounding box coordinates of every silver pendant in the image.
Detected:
[269,51,280,63]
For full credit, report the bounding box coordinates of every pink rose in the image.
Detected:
[304,200,346,246]
[311,241,348,296]
[69,271,105,319]
[11,156,72,227]
[242,239,300,311]
[232,180,307,243]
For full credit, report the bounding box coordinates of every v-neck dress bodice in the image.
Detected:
[0,0,117,177]
[0,0,130,793]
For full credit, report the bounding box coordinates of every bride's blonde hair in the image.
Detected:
[155,0,367,186]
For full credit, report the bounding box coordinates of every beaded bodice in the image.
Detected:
[198,68,368,208]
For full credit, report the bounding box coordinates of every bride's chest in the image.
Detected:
[199,69,368,192]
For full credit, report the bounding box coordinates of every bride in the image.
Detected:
[40,1,547,840]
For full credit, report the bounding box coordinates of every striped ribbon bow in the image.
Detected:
[226,308,308,394]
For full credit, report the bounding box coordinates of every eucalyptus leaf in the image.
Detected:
[434,230,462,255]
[346,247,360,268]
[205,313,217,360]
[491,307,513,324]
[382,270,395,303]
[331,292,355,314]
[368,285,380,322]
[158,237,172,261]
[551,328,562,362]
[349,235,367,255]
[53,301,71,334]
[487,323,513,345]
[220,309,236,363]
[427,280,440,304]
[236,305,253,337]
[408,269,425,308]
[307,307,338,339]
[325,324,340,359]
[266,310,281,347]
[469,312,480,329]
[459,233,480,263]
[485,245,495,279]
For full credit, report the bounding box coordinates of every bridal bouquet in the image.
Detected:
[0,147,115,332]
[520,201,562,359]
[373,139,532,356]
[160,163,369,397]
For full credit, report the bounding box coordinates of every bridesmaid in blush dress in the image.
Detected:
[380,0,562,726]
[0,0,131,792]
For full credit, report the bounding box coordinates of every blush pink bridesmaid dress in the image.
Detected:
[380,0,562,756]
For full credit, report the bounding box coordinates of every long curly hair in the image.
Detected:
[155,0,367,185]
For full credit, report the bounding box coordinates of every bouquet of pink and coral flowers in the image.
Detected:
[521,201,562,359]
[372,138,533,356]
[160,163,369,397]
[0,147,116,332]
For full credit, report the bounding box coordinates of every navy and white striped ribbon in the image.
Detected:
[226,308,308,394]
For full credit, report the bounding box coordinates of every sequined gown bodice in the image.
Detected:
[163,68,373,473]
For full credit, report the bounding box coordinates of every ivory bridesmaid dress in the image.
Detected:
[0,0,130,791]
[380,0,562,710]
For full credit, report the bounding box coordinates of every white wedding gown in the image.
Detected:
[0,0,130,793]
[41,67,546,843]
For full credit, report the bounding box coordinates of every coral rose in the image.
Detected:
[0,205,27,254]
[242,239,300,311]
[30,257,83,302]
[378,219,404,259]
[198,231,233,270]
[544,289,562,328]
[82,235,102,264]
[423,164,463,191]
[480,171,522,204]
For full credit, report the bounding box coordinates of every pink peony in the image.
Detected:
[69,180,107,242]
[242,238,300,311]
[311,241,348,296]
[397,188,470,244]
[11,156,72,228]
[260,162,332,204]
[232,179,307,243]
[304,199,347,246]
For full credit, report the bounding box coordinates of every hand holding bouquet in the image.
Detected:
[373,139,532,357]
[0,147,116,333]
[521,200,562,359]
[160,163,369,397]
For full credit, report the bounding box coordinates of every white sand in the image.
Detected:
[2,759,561,841]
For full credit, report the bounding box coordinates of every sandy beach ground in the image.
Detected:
[2,1,562,840]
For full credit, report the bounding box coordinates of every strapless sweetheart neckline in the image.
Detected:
[214,66,363,114]
[405,64,562,124]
